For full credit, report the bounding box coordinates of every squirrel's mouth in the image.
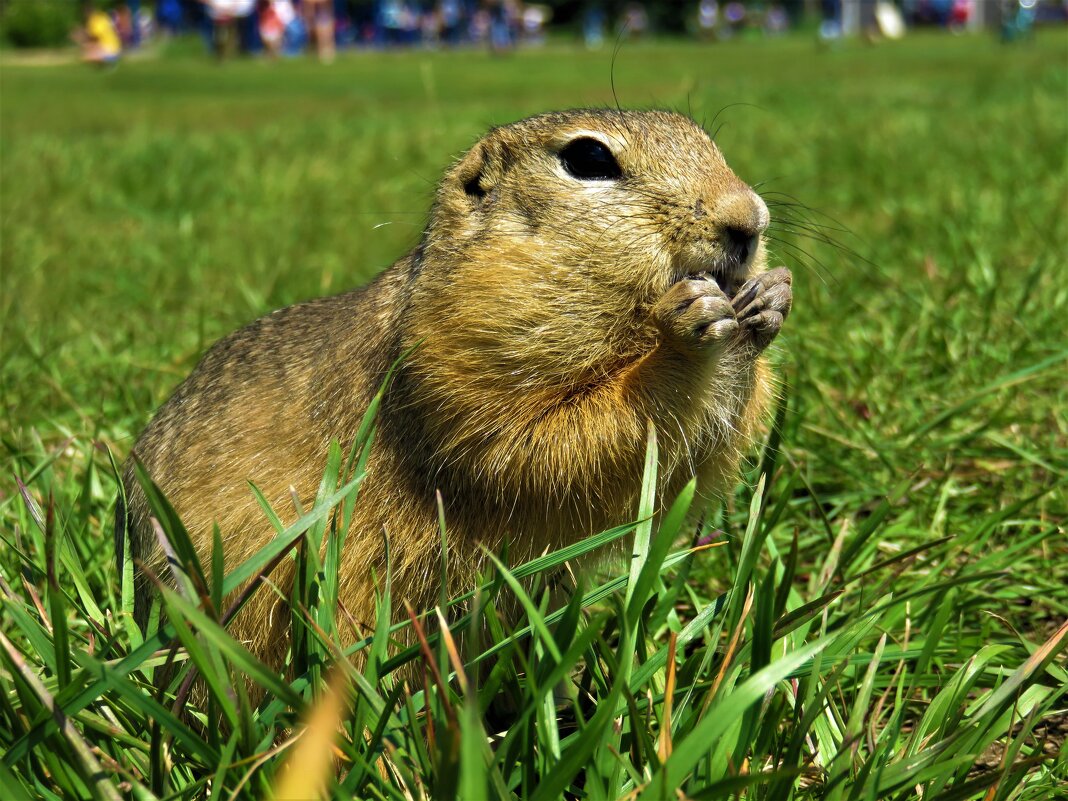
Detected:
[676,241,753,297]
[685,266,743,297]
[682,257,751,298]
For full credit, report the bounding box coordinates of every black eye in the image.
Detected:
[559,138,622,181]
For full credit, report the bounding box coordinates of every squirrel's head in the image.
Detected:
[425,109,768,306]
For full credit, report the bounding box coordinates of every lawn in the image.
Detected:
[1,31,1066,799]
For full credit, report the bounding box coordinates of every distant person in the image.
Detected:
[114,3,135,47]
[621,2,649,38]
[874,0,906,38]
[697,0,719,41]
[722,1,745,37]
[818,0,843,42]
[469,6,490,42]
[203,0,256,60]
[949,0,972,31]
[282,7,309,54]
[379,0,405,46]
[421,7,443,46]
[74,2,122,66]
[439,0,464,45]
[486,0,516,53]
[521,4,548,44]
[930,0,954,26]
[765,3,789,35]
[124,1,144,47]
[157,0,184,35]
[135,2,155,43]
[401,2,421,45]
[1000,0,1037,41]
[583,4,606,49]
[303,0,336,62]
[258,0,296,57]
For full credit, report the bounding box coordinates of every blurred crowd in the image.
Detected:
[93,0,557,60]
[67,0,1067,65]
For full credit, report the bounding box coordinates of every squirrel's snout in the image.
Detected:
[711,190,768,265]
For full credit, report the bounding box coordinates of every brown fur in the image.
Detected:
[121,109,791,668]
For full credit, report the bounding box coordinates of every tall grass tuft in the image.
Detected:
[1,398,1063,799]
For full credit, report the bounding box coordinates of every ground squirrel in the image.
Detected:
[119,108,792,666]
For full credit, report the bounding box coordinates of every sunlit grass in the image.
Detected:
[1,31,1065,799]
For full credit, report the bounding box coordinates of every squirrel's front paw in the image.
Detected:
[653,278,738,356]
[731,267,792,352]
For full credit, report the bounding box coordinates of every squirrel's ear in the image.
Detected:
[455,137,507,205]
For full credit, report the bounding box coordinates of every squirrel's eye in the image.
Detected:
[559,138,622,181]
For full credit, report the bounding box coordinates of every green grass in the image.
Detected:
[1,31,1067,799]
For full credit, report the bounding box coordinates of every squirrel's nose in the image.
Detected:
[724,225,756,265]
[713,190,768,263]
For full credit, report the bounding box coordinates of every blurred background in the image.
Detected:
[1,0,1066,61]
